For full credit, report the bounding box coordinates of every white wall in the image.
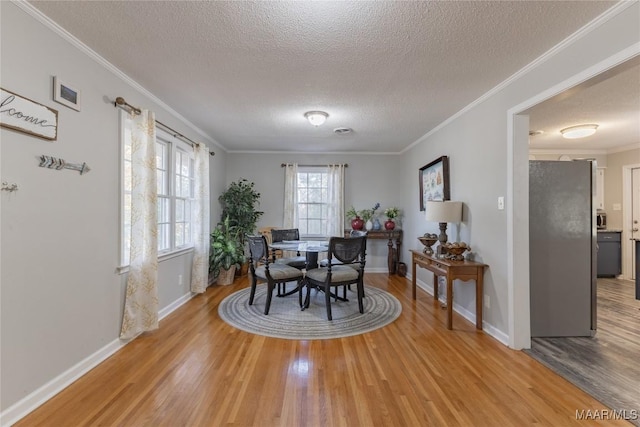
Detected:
[225,153,402,271]
[0,1,227,418]
[605,147,640,229]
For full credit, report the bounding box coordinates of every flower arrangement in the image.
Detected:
[346,206,359,219]
[359,202,380,222]
[384,206,400,219]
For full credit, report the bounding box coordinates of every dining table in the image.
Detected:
[267,240,333,300]
[268,240,329,270]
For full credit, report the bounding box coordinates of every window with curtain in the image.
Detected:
[121,112,195,266]
[284,164,345,238]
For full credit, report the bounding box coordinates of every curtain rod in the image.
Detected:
[281,163,348,167]
[114,97,215,156]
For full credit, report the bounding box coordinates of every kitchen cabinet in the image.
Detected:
[595,168,605,210]
[597,231,621,277]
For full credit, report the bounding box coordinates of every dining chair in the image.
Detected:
[270,228,307,269]
[319,230,368,298]
[247,235,304,314]
[302,235,367,321]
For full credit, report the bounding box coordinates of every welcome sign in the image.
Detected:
[0,87,58,141]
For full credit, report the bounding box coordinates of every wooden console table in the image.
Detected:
[345,229,402,274]
[410,250,488,330]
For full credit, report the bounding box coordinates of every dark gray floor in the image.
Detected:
[525,277,640,426]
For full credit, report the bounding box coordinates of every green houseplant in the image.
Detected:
[209,216,245,285]
[218,178,263,276]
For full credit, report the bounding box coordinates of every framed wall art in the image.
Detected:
[53,76,81,111]
[1,87,58,141]
[419,155,450,210]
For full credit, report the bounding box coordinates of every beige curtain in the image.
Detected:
[120,109,159,340]
[190,143,210,293]
[327,164,345,237]
[283,163,298,228]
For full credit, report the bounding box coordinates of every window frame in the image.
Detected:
[119,111,195,268]
[295,166,329,238]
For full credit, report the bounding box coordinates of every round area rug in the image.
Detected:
[218,285,402,340]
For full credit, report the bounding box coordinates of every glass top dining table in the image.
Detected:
[267,240,329,270]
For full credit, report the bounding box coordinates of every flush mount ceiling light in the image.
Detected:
[560,124,598,139]
[304,111,328,126]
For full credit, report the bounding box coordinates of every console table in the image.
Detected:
[410,249,488,330]
[345,229,402,274]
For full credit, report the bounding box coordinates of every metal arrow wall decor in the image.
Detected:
[38,155,90,175]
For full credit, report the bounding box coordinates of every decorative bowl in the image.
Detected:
[442,242,470,260]
[418,236,438,255]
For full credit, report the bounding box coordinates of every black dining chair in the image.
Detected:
[247,235,304,314]
[270,228,307,269]
[320,230,368,298]
[302,235,367,321]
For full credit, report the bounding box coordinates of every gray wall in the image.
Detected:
[224,153,402,270]
[0,1,226,415]
[1,0,639,423]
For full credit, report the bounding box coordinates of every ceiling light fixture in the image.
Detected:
[560,124,598,139]
[304,111,328,126]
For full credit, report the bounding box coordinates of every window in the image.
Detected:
[296,167,328,237]
[120,112,195,265]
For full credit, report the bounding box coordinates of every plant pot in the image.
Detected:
[351,216,364,230]
[384,219,396,230]
[235,261,249,277]
[216,265,237,285]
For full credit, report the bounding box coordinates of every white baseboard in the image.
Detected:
[0,291,195,427]
[409,274,509,346]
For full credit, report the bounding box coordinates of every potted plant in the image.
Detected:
[346,206,364,230]
[384,207,400,230]
[218,178,263,275]
[209,216,246,285]
[360,202,380,231]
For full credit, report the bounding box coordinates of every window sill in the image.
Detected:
[117,247,194,275]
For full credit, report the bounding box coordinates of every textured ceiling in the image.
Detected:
[28,0,623,153]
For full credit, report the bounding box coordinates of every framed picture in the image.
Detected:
[419,155,450,210]
[53,76,81,111]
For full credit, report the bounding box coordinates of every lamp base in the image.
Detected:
[437,222,449,258]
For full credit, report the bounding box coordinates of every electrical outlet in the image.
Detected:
[484,295,490,308]
[178,274,183,286]
[497,196,505,210]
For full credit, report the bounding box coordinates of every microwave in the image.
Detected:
[596,212,607,230]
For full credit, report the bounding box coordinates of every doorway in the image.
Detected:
[623,165,640,280]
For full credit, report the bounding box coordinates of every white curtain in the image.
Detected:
[120,109,159,340]
[190,143,210,293]
[327,164,345,237]
[283,163,298,228]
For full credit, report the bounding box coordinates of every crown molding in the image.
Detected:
[606,142,640,154]
[12,0,227,153]
[402,1,636,155]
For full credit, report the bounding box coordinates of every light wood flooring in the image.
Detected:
[15,274,634,426]
[526,277,640,426]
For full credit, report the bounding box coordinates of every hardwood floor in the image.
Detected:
[526,277,640,426]
[16,274,634,426]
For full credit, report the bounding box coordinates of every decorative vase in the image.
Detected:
[384,219,396,230]
[365,219,373,231]
[372,218,382,231]
[351,216,364,230]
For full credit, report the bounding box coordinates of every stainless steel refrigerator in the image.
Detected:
[529,160,597,337]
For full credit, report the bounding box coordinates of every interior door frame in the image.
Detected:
[622,164,640,279]
[506,44,640,350]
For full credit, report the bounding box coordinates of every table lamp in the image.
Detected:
[424,201,463,256]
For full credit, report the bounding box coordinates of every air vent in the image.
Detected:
[334,127,353,135]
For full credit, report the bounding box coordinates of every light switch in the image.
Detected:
[613,203,621,211]
[498,196,505,210]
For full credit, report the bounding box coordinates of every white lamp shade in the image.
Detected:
[425,201,463,223]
